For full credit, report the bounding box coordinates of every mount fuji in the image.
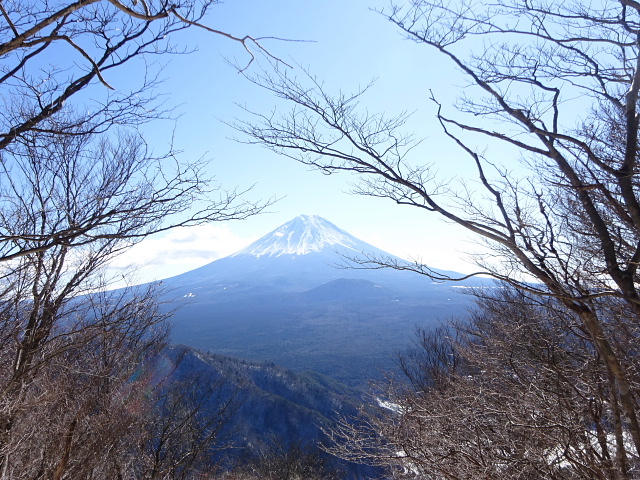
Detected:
[167,215,462,293]
[234,214,365,257]
[164,215,478,386]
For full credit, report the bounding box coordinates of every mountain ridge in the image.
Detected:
[161,344,379,478]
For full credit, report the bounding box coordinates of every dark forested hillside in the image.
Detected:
[158,345,381,479]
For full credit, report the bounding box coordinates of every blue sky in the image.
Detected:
[111,0,493,283]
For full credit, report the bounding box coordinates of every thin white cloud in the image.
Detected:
[108,224,257,285]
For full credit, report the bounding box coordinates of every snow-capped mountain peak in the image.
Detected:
[233,215,362,258]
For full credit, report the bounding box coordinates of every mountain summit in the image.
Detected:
[233,215,363,258]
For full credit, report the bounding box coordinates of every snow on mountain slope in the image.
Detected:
[232,214,365,258]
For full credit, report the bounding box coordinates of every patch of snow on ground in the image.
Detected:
[376,397,404,414]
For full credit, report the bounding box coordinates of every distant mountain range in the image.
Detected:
[163,215,482,387]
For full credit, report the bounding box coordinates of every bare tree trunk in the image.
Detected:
[52,419,76,480]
